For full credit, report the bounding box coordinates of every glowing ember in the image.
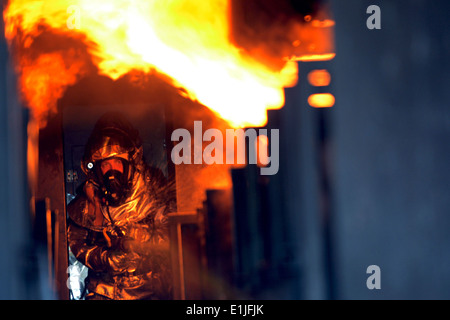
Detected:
[308,93,335,108]
[3,0,306,128]
[308,69,331,87]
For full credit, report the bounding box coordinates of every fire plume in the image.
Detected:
[2,0,322,128]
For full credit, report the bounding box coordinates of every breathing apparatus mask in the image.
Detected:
[96,157,131,207]
[81,112,143,207]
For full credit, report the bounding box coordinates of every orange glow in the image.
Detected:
[18,52,89,127]
[308,93,335,108]
[308,70,331,87]
[293,53,336,62]
[255,135,269,167]
[311,19,335,28]
[287,15,335,63]
[3,0,305,128]
[27,119,39,197]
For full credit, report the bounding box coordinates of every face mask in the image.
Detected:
[100,169,129,206]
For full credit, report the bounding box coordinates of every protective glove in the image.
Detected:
[103,249,140,274]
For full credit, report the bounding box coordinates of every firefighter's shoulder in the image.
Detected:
[67,192,90,228]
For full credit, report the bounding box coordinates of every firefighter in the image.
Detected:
[67,112,175,300]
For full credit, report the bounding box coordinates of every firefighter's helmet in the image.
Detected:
[81,112,143,205]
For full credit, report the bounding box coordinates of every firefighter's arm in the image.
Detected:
[68,220,140,273]
[67,221,109,272]
[67,194,139,274]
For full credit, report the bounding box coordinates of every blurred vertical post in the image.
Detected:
[330,0,450,299]
[0,0,42,299]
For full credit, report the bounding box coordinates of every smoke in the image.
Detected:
[5,25,98,128]
[229,0,334,69]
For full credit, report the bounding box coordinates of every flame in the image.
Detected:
[308,69,331,87]
[3,0,308,128]
[255,134,269,167]
[308,93,335,108]
[18,52,89,127]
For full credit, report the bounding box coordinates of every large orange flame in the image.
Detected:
[3,0,323,128]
